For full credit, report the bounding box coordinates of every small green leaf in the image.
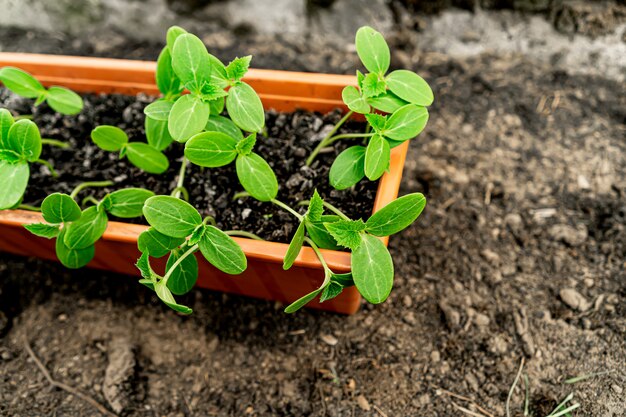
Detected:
[91,125,128,152]
[356,70,366,89]
[352,234,394,304]
[205,115,243,141]
[138,227,185,258]
[24,222,60,239]
[329,146,366,190]
[283,220,305,270]
[305,215,341,250]
[208,54,229,89]
[145,117,174,151]
[168,94,210,142]
[364,134,390,181]
[0,160,29,210]
[0,149,20,163]
[198,225,247,275]
[0,108,15,148]
[319,281,343,302]
[63,206,108,250]
[166,26,188,52]
[235,133,256,156]
[361,72,386,98]
[367,90,409,114]
[136,251,154,280]
[383,104,429,142]
[188,224,206,246]
[184,131,237,167]
[324,219,366,250]
[56,228,95,269]
[155,281,193,314]
[156,46,183,97]
[226,82,265,133]
[200,83,229,101]
[166,248,199,295]
[226,56,251,81]
[143,195,202,238]
[331,272,354,286]
[365,193,426,236]
[341,86,369,114]
[171,33,211,93]
[355,26,390,75]
[235,153,278,202]
[307,189,324,222]
[386,70,434,106]
[0,67,46,98]
[365,113,387,132]
[46,86,83,115]
[41,192,81,223]
[7,119,41,162]
[208,97,225,115]
[284,288,323,313]
[144,100,173,121]
[124,142,169,174]
[106,188,155,218]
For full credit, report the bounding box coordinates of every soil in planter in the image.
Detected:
[0,88,378,243]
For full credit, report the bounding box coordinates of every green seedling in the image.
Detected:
[0,67,84,115]
[306,26,433,190]
[91,125,169,174]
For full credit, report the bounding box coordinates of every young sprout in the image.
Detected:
[0,67,84,115]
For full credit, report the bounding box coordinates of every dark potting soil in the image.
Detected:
[0,88,378,243]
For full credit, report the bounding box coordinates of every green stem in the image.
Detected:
[18,204,41,212]
[14,114,33,120]
[82,196,100,207]
[232,191,251,201]
[163,244,199,286]
[41,138,70,149]
[202,216,217,226]
[225,230,264,241]
[172,157,189,200]
[35,159,58,177]
[70,180,114,200]
[306,110,353,166]
[321,201,350,221]
[303,237,330,273]
[270,199,303,221]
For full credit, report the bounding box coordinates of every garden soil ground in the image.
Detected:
[1,21,625,417]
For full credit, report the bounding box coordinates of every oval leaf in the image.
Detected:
[226,82,265,133]
[156,46,183,97]
[56,229,95,269]
[144,100,173,121]
[0,108,15,148]
[383,104,429,142]
[367,91,409,114]
[185,131,238,167]
[284,288,323,314]
[205,115,243,141]
[41,192,81,223]
[143,195,202,238]
[166,248,199,295]
[283,220,305,270]
[341,86,369,114]
[46,86,84,115]
[328,146,366,190]
[7,119,41,162]
[166,26,187,52]
[0,160,28,209]
[138,227,185,258]
[365,193,426,236]
[305,215,341,250]
[0,67,46,98]
[198,225,247,275]
[386,70,433,106]
[107,188,155,218]
[145,117,174,151]
[125,142,169,174]
[352,234,394,304]
[364,133,390,181]
[24,222,60,239]
[154,281,193,314]
[171,33,211,91]
[168,94,210,142]
[209,97,225,115]
[355,26,390,75]
[235,153,278,202]
[63,206,108,250]
[91,125,128,152]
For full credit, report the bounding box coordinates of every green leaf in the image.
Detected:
[307,189,324,222]
[365,193,426,236]
[226,56,251,81]
[367,90,409,114]
[320,281,343,302]
[155,281,193,314]
[200,83,229,101]
[136,251,154,280]
[235,152,278,202]
[365,113,387,133]
[0,149,20,163]
[63,206,108,250]
[106,188,155,218]
[0,67,46,98]
[356,70,365,89]
[138,227,185,258]
[226,82,265,133]
[235,133,256,156]
[208,97,225,115]
[329,146,366,190]
[361,72,386,98]
[383,104,429,142]
[324,219,366,250]
[305,215,341,250]
[156,46,183,97]
[46,86,83,115]
[341,86,369,114]
[143,195,202,238]
[188,224,206,246]
[205,115,243,141]
[166,248,199,295]
[145,117,174,151]
[168,94,210,142]
[355,26,390,75]
[125,142,169,174]
[0,160,29,210]
[0,108,15,149]
[352,234,394,304]
[198,225,247,275]
[284,288,323,313]
[7,119,41,162]
[386,70,434,106]
[91,125,128,152]
[283,220,305,270]
[56,228,95,269]
[144,100,173,121]
[208,54,229,89]
[24,222,60,239]
[331,272,354,286]
[41,192,81,223]
[364,134,390,181]
[185,131,237,167]
[166,26,187,51]
[171,33,211,93]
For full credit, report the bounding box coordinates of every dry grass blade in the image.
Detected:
[436,387,495,417]
[451,401,489,417]
[506,357,525,417]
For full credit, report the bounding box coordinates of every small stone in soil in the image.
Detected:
[559,288,591,312]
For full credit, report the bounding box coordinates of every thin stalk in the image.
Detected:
[18,204,41,212]
[35,159,58,177]
[320,200,350,221]
[225,230,264,241]
[81,196,100,207]
[70,180,114,200]
[270,199,303,221]
[306,110,353,166]
[303,237,330,273]
[523,374,530,416]
[41,138,70,149]
[549,403,580,417]
[324,132,374,145]
[202,216,217,226]
[232,191,251,201]
[546,394,574,417]
[506,358,525,417]
[163,244,199,286]
[14,114,33,120]
[172,157,188,200]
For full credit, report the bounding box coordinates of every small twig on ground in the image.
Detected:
[435,386,495,417]
[451,401,489,417]
[506,357,525,417]
[23,338,117,417]
[373,405,388,417]
[523,373,530,416]
[564,370,614,384]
